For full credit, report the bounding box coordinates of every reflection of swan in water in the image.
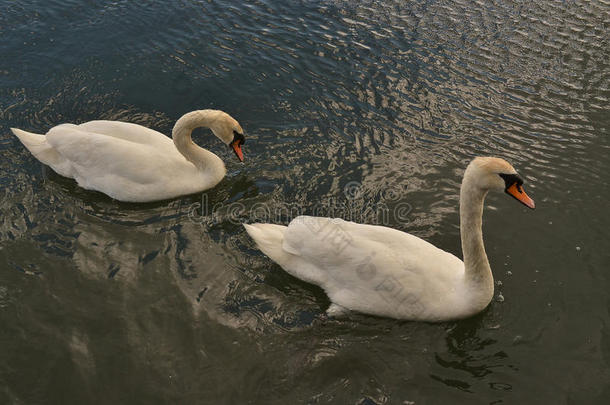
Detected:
[70,216,299,332]
[431,316,512,392]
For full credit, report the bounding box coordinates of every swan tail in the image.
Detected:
[244,223,329,287]
[12,128,59,166]
[12,128,45,151]
[11,127,75,177]
[243,223,291,266]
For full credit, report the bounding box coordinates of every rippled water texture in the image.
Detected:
[1,0,609,403]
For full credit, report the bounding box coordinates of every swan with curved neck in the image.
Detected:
[11,109,245,202]
[244,157,535,321]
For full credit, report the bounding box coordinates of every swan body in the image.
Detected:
[11,110,245,202]
[244,157,535,321]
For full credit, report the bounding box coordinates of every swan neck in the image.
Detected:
[459,171,494,292]
[172,111,225,172]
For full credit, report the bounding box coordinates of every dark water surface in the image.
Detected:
[1,0,609,403]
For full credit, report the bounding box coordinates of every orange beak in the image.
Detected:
[231,142,244,162]
[506,183,535,209]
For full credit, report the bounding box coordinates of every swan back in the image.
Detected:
[76,120,174,147]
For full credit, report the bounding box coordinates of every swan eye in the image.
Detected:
[498,173,523,192]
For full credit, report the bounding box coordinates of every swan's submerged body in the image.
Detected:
[245,157,535,321]
[11,110,245,202]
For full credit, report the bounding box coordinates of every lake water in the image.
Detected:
[1,0,609,403]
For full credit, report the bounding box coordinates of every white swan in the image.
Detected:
[244,157,535,321]
[11,109,245,202]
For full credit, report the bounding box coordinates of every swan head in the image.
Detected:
[206,110,246,162]
[468,157,535,209]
